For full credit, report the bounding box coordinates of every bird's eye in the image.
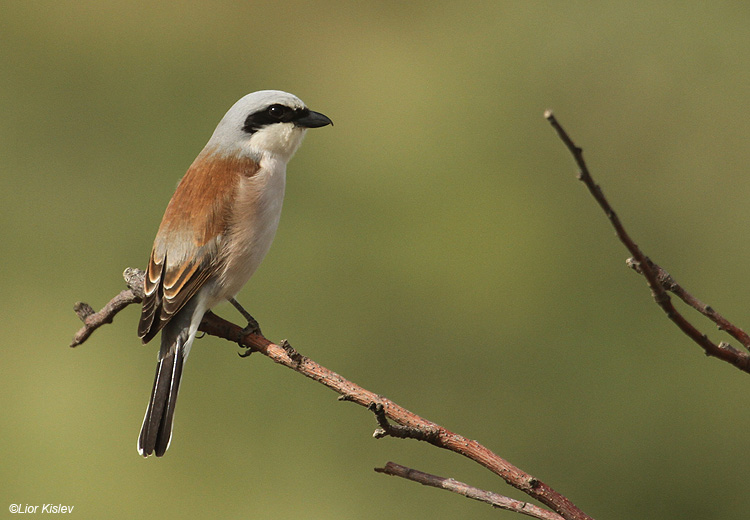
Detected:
[242,104,297,134]
[267,104,287,119]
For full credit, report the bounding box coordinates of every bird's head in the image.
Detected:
[207,90,332,161]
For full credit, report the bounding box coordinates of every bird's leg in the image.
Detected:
[230,298,262,336]
[230,298,262,358]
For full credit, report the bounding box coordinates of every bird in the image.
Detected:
[136,90,332,457]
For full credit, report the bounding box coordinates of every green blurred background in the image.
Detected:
[3,2,750,518]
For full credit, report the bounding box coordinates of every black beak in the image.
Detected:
[295,110,333,128]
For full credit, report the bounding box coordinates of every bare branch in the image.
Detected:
[375,462,564,520]
[71,268,594,520]
[545,110,750,374]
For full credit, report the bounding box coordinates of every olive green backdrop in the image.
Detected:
[3,2,750,519]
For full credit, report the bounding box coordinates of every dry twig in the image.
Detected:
[375,462,564,520]
[544,110,750,373]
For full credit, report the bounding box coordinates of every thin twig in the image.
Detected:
[71,268,594,520]
[545,110,750,373]
[375,462,564,520]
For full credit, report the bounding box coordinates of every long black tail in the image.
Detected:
[138,338,184,457]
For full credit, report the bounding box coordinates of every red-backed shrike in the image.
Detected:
[136,90,331,457]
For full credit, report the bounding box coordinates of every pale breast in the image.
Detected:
[218,157,287,299]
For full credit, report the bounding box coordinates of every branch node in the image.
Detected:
[715,341,743,359]
[123,267,145,299]
[368,402,440,442]
[73,302,95,321]
[280,339,304,365]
